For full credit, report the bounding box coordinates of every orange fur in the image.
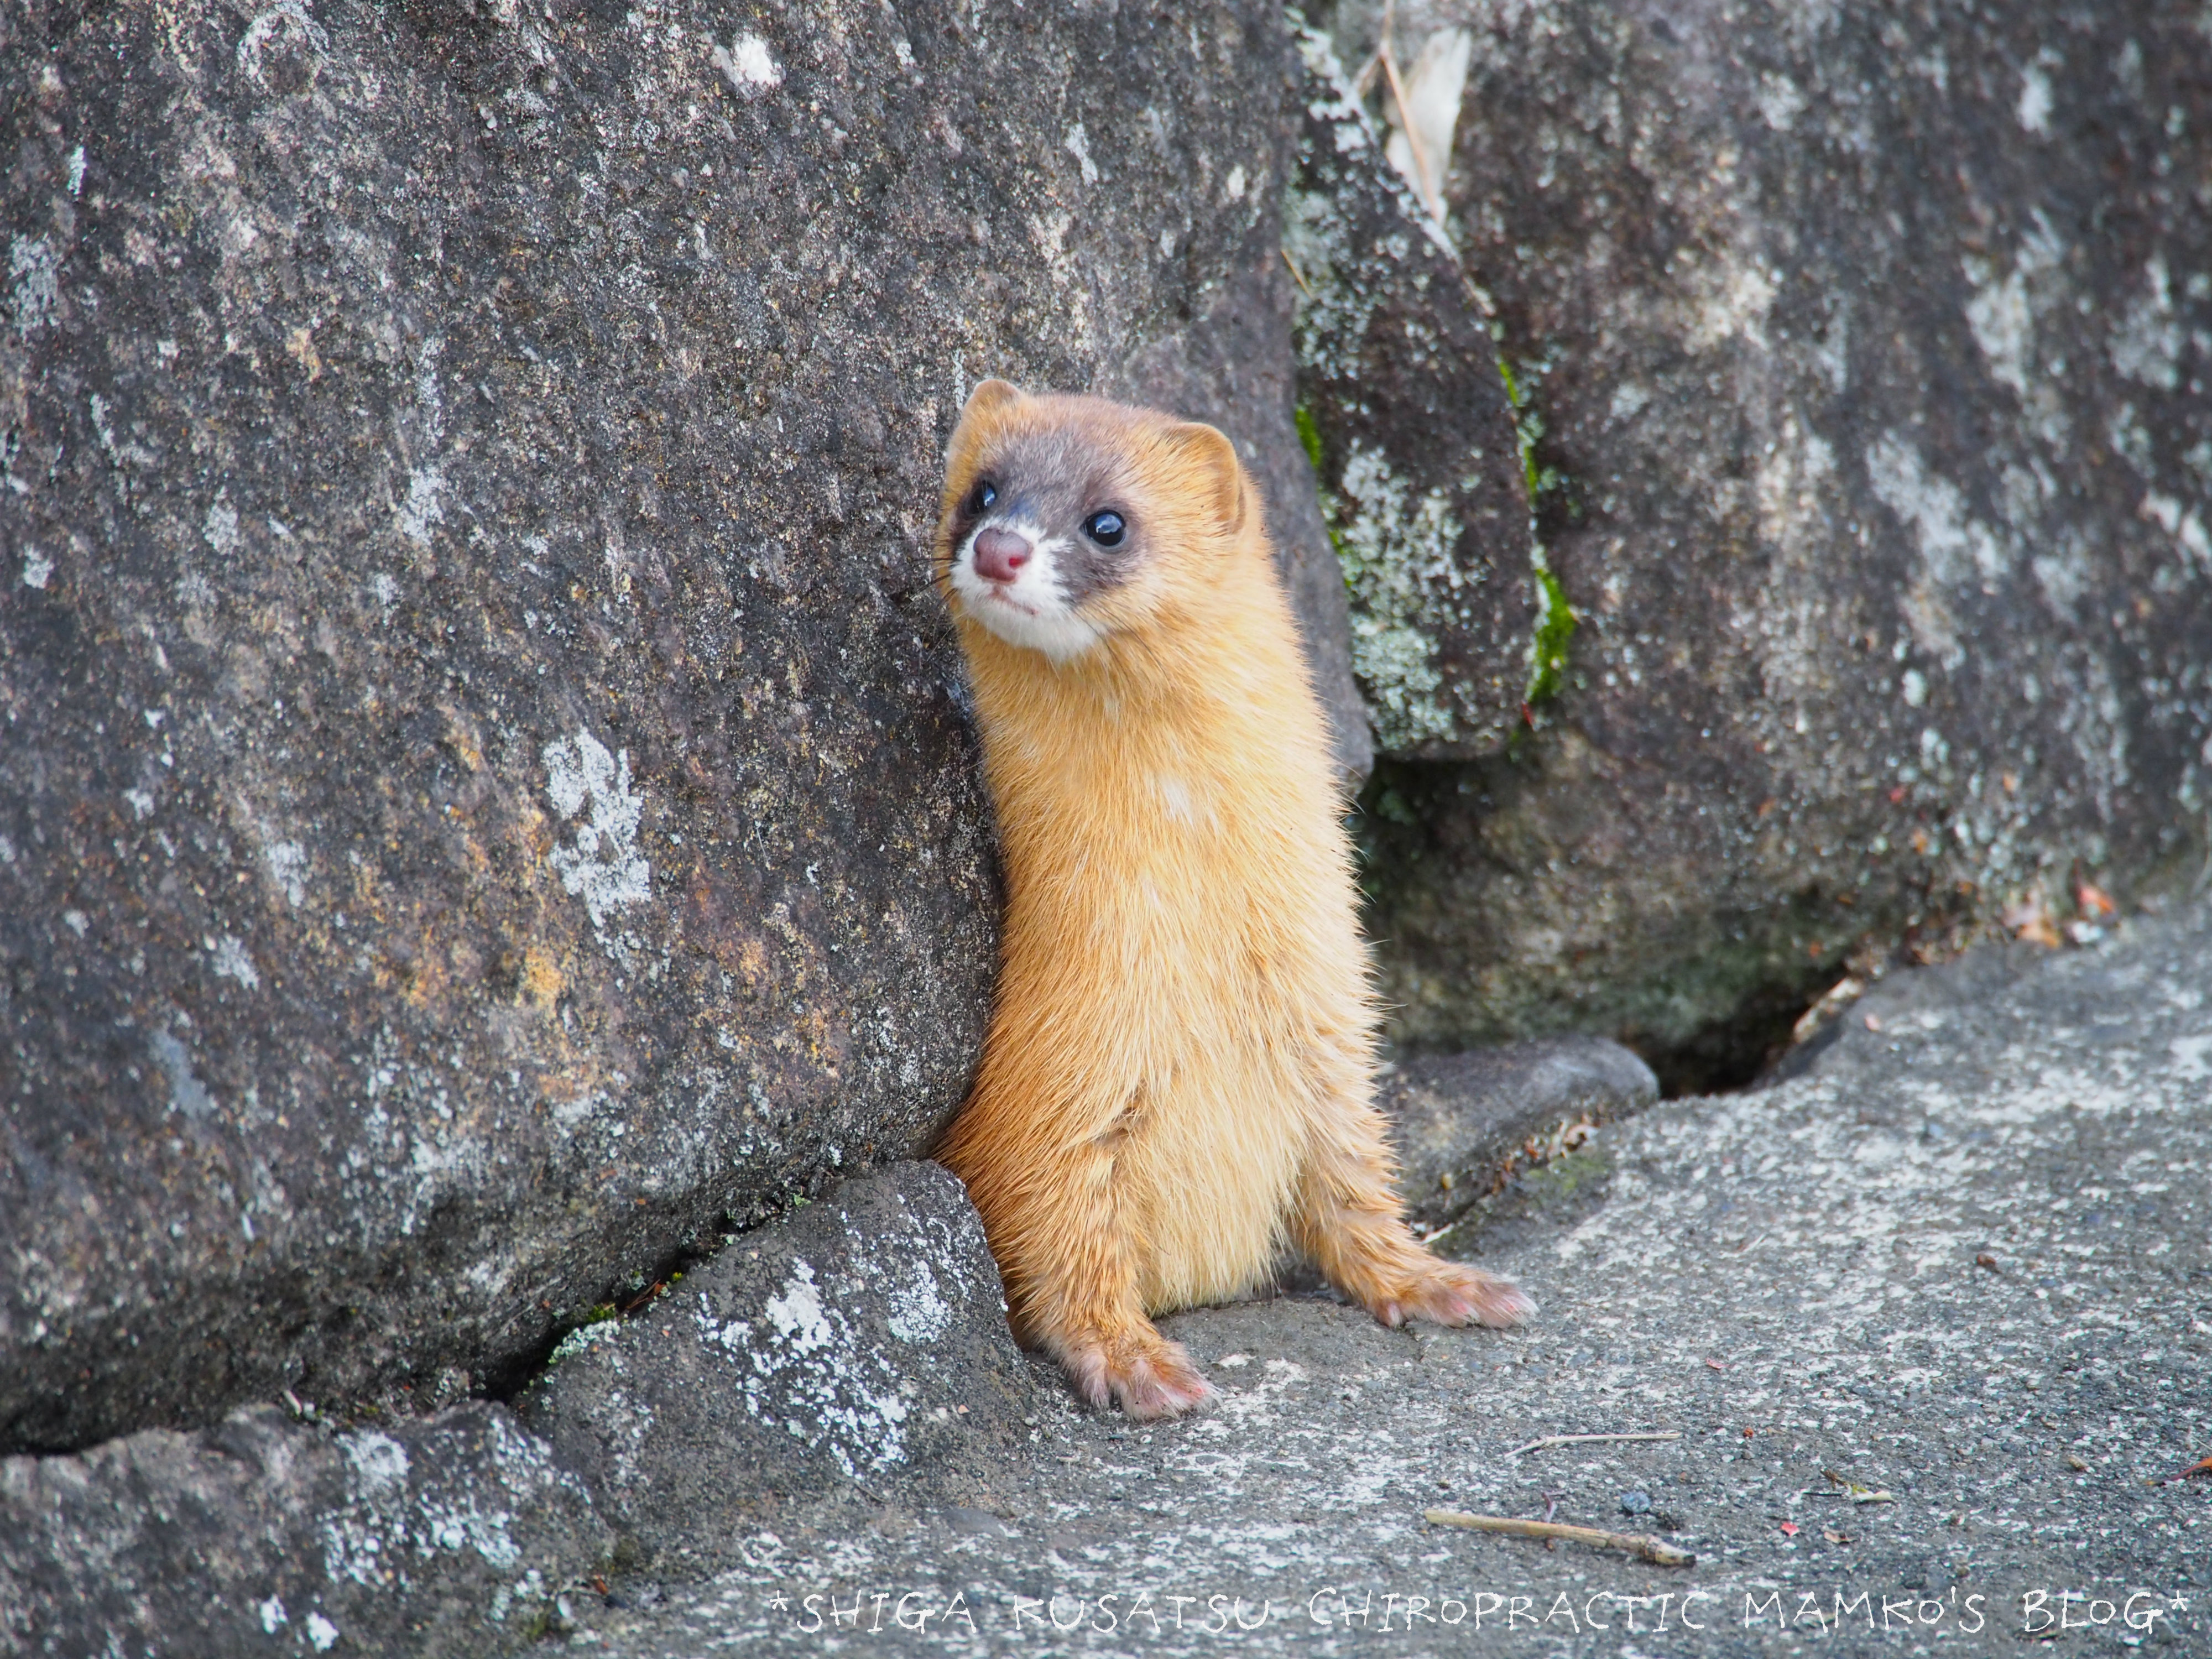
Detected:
[932,383,1529,1417]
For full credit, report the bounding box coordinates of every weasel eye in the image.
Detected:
[968,479,998,514]
[1083,510,1125,547]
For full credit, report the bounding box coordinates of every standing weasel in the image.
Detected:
[933,382,1531,1418]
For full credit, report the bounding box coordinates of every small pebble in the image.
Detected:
[1619,1490,1651,1515]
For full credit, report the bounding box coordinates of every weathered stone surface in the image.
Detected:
[0,1400,609,1659]
[1381,1035,1657,1229]
[0,0,1326,1452]
[1284,24,1538,758]
[570,900,2212,1656]
[518,1161,1045,1574]
[11,910,2205,1655]
[1320,0,2212,1084]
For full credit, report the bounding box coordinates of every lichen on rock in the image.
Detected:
[1324,440,1463,749]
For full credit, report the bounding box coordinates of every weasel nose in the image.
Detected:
[972,528,1032,583]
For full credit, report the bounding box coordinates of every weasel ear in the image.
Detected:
[960,378,1024,422]
[1157,420,1249,536]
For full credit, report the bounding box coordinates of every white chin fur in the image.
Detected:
[950,523,1104,663]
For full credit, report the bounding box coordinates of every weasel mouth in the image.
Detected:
[980,586,1040,618]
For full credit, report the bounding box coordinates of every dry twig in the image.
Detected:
[1425,1509,1695,1568]
[1508,1431,1682,1457]
[1376,48,1439,217]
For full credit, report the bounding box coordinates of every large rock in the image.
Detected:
[1380,1035,1657,1230]
[1283,23,1538,758]
[0,1401,609,1659]
[518,1162,1045,1574]
[1316,0,2212,1086]
[0,0,1334,1452]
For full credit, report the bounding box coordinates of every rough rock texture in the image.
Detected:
[1380,1035,1657,1230]
[11,911,2208,1654]
[518,1162,1044,1574]
[1284,25,1538,758]
[0,0,1341,1452]
[568,901,2211,1656]
[0,1401,609,1659]
[1324,0,2212,1085]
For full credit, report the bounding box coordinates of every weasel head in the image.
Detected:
[933,379,1250,665]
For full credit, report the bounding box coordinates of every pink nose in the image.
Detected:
[972,527,1032,583]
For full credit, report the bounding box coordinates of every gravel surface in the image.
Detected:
[577,901,2212,1655]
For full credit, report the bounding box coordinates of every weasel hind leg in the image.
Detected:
[1293,1097,1534,1331]
[942,1111,1214,1421]
[1057,1325,1213,1420]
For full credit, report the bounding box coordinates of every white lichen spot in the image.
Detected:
[697,1256,917,1477]
[1685,259,1776,353]
[2110,257,2182,391]
[306,1613,339,1652]
[208,933,261,990]
[342,1431,410,1498]
[149,1030,215,1118]
[1901,669,1929,708]
[1755,72,1807,131]
[2032,530,2093,620]
[395,465,446,547]
[236,2,330,85]
[2017,64,2053,135]
[548,1319,623,1364]
[713,32,782,94]
[263,838,309,907]
[1027,209,1074,280]
[2107,402,2155,476]
[1866,432,2010,592]
[203,492,242,556]
[8,234,59,336]
[2172,1035,2211,1082]
[1223,161,1247,201]
[63,909,88,937]
[1964,266,2032,397]
[20,549,52,589]
[884,1258,954,1344]
[66,145,86,197]
[764,1260,833,1353]
[369,571,398,613]
[1064,122,1099,185]
[543,729,650,932]
[416,1491,523,1569]
[258,1596,288,1634]
[1326,442,1462,749]
[2141,491,2211,569]
[1608,383,1651,422]
[126,787,155,820]
[1754,418,1835,554]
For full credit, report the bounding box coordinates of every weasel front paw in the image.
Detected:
[1368,1260,1533,1331]
[1060,1330,1215,1420]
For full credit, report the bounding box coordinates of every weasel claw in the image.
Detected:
[1062,1333,1214,1420]
[1375,1262,1533,1331]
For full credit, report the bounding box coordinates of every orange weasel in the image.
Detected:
[932,381,1531,1418]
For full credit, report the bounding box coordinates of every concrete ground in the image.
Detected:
[578,899,2212,1656]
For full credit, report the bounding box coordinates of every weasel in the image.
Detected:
[932,382,1531,1418]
